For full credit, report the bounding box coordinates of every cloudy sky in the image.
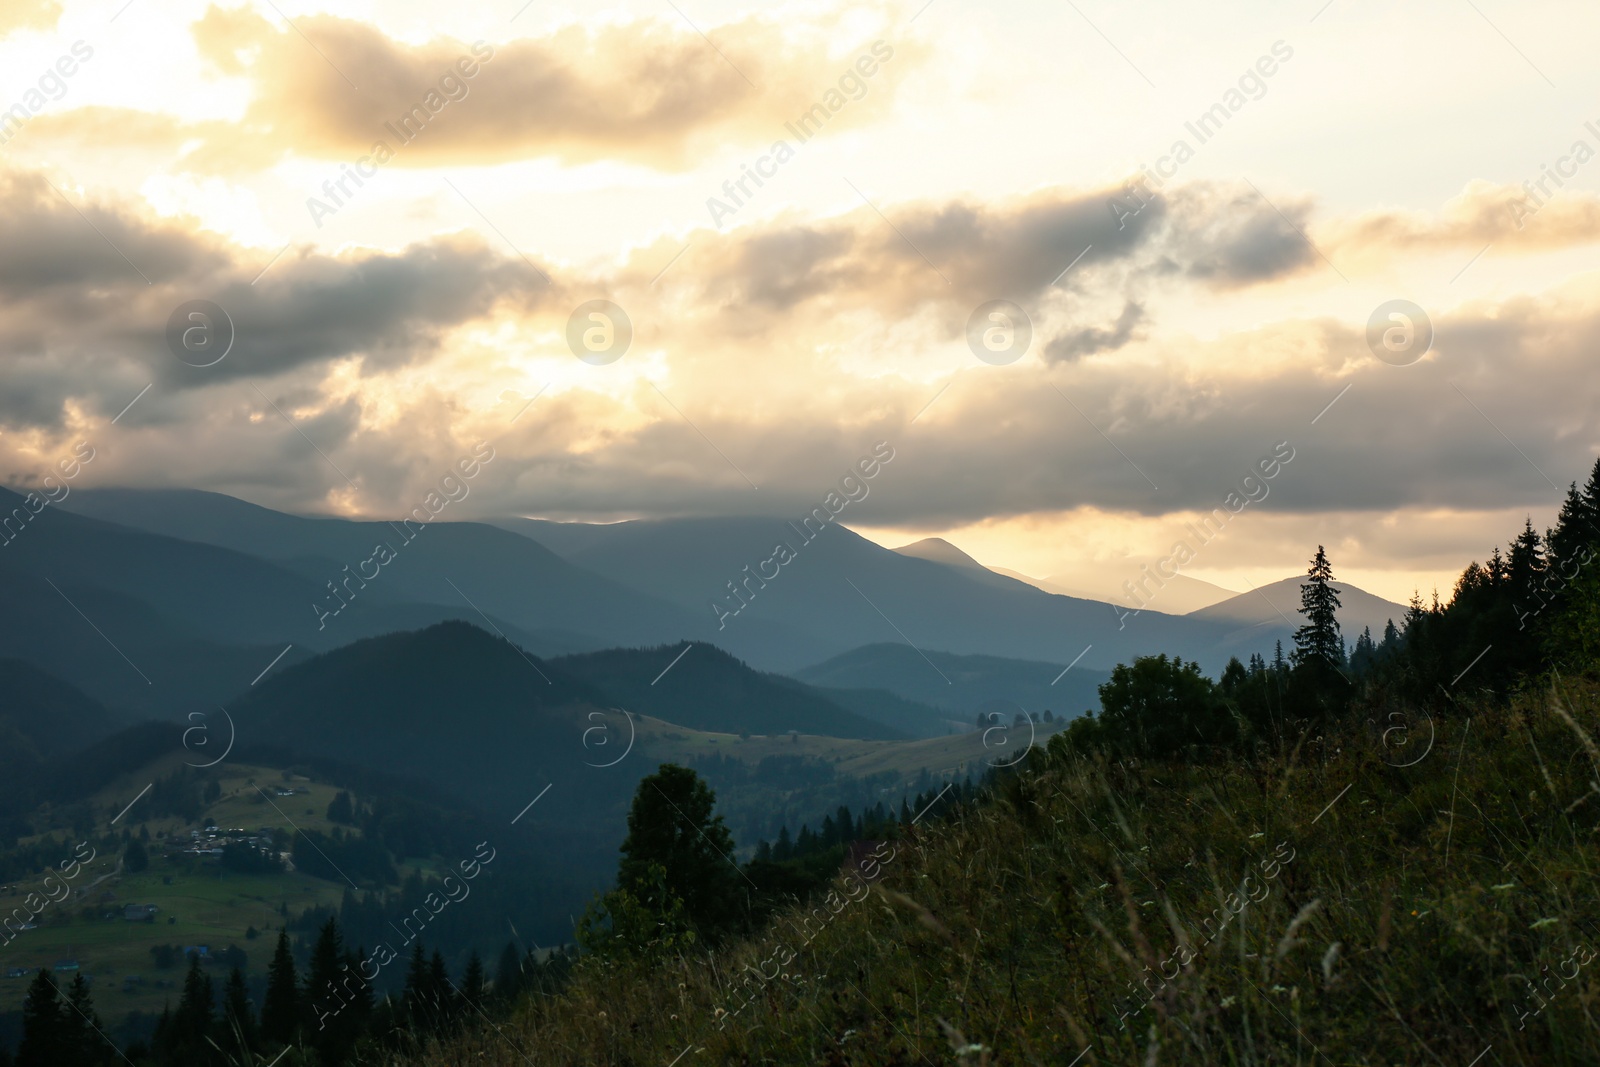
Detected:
[1,0,1597,606]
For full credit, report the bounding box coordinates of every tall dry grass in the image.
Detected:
[387,678,1600,1066]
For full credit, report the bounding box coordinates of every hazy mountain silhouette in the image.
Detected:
[992,568,1241,614]
[57,488,710,653]
[548,642,909,740]
[794,643,1109,723]
[490,516,1249,672]
[230,621,608,816]
[1189,576,1408,646]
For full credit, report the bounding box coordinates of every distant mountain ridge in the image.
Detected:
[548,642,913,740]
[39,488,1409,684]
[1189,577,1408,645]
[488,515,1260,672]
[794,643,1108,724]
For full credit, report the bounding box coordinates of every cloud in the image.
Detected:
[1044,302,1144,362]
[0,0,60,37]
[1161,183,1316,284]
[1322,180,1600,262]
[657,180,1314,350]
[31,5,919,172]
[2,165,1594,540]
[0,167,554,430]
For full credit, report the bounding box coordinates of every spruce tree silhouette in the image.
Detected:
[616,763,739,940]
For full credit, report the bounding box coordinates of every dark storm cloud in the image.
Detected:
[1161,184,1316,285]
[1044,302,1145,362]
[0,168,554,429]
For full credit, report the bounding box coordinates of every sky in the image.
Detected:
[1,0,1598,608]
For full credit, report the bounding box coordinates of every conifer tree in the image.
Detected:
[1581,457,1600,528]
[326,791,355,825]
[17,969,66,1067]
[122,836,149,873]
[615,764,739,940]
[1508,518,1547,605]
[1292,546,1344,668]
[427,951,452,1029]
[494,942,523,1002]
[64,972,105,1066]
[460,951,487,1013]
[223,965,256,1050]
[403,944,431,1032]
[304,917,344,1033]
[260,929,300,1045]
[176,954,214,1038]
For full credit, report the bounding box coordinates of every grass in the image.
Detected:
[0,764,368,1020]
[393,677,1600,1065]
[0,864,345,1017]
[635,714,1070,782]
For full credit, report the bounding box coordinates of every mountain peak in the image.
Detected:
[892,537,986,571]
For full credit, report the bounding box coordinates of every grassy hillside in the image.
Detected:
[398,678,1600,1065]
[0,761,358,1021]
[550,642,910,740]
[795,641,1108,724]
[633,712,1068,783]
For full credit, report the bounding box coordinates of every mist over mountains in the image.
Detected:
[17,486,1406,719]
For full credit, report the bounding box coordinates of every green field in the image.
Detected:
[0,764,374,1019]
[634,712,1069,780]
[0,725,1061,1022]
[0,863,345,1017]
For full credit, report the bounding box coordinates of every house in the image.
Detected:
[183,945,209,959]
[5,967,30,979]
[125,904,158,922]
[53,960,79,972]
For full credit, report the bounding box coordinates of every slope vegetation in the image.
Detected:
[401,681,1600,1066]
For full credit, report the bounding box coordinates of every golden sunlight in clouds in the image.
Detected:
[0,0,1595,598]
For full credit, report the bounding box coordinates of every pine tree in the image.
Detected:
[177,954,215,1038]
[494,942,523,1002]
[1547,483,1588,576]
[615,764,739,940]
[17,969,66,1067]
[1381,618,1401,656]
[304,917,344,1033]
[260,929,299,1045]
[1580,457,1600,530]
[403,944,431,1032]
[326,791,355,825]
[428,951,453,1030]
[343,947,374,1023]
[1292,546,1344,668]
[122,836,149,873]
[1350,625,1376,675]
[460,951,487,1013]
[1508,518,1547,605]
[1487,546,1508,584]
[160,953,216,1064]
[222,966,256,1049]
[64,972,105,1066]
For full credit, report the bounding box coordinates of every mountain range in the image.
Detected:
[21,487,1407,722]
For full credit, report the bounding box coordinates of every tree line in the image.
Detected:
[1058,457,1600,760]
